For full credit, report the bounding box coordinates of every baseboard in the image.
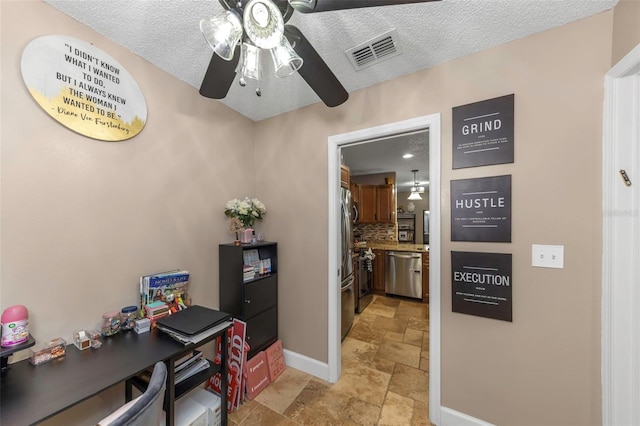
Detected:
[282,348,330,381]
[440,407,494,426]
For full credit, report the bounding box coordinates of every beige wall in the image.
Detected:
[2,1,631,425]
[1,3,254,421]
[256,10,613,425]
[1,1,255,332]
[612,0,640,65]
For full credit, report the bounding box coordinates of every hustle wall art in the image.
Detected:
[451,251,512,322]
[452,94,514,169]
[451,175,512,242]
[21,35,147,141]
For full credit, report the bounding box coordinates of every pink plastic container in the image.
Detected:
[1,305,29,347]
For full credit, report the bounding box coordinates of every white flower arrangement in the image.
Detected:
[224,197,267,228]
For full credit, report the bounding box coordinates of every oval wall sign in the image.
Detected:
[21,35,147,141]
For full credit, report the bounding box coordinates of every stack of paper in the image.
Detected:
[175,356,210,384]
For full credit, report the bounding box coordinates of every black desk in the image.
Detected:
[1,325,231,426]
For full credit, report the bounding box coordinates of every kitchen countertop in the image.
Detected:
[357,241,429,253]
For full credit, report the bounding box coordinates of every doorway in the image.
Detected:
[327,114,442,424]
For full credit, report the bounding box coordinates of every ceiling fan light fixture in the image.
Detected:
[239,42,262,81]
[243,0,285,49]
[199,11,243,61]
[288,0,316,13]
[270,37,303,78]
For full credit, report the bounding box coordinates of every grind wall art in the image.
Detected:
[21,35,147,141]
[452,94,514,169]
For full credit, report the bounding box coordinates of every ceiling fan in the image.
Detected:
[199,0,439,107]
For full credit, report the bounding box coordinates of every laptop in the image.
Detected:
[156,305,231,336]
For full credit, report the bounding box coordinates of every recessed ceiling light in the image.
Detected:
[402,153,414,159]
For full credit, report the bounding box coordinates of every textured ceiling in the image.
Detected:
[341,129,429,192]
[41,0,618,190]
[43,0,618,123]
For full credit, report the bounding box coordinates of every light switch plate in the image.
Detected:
[532,244,564,268]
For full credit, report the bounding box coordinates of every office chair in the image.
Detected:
[97,361,167,426]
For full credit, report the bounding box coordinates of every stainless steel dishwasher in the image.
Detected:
[385,251,422,299]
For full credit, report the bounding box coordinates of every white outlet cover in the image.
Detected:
[532,244,564,269]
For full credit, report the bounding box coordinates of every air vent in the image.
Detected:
[345,29,402,71]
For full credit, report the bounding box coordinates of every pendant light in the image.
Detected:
[408,170,423,200]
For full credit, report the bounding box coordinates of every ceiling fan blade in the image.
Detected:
[284,25,348,107]
[199,48,240,99]
[289,0,439,13]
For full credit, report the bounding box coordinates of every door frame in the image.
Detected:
[602,43,640,425]
[327,113,442,424]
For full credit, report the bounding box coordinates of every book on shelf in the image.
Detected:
[243,265,255,282]
[243,249,259,266]
[144,301,170,327]
[175,351,203,373]
[242,258,272,280]
[174,350,196,368]
[175,358,210,384]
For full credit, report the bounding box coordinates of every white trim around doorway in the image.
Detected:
[602,43,640,426]
[327,114,442,425]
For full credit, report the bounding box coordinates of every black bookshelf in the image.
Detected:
[219,241,278,358]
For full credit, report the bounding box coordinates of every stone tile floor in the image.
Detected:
[229,295,430,425]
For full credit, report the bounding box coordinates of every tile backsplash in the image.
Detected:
[355,223,397,242]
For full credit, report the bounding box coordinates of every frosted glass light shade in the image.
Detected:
[408,191,422,200]
[239,42,261,80]
[270,37,303,78]
[200,11,243,61]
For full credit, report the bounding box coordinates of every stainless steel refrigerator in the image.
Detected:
[340,187,355,340]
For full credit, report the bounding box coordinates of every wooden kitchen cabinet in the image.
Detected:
[350,182,359,204]
[422,252,429,302]
[358,185,377,223]
[358,184,394,224]
[377,185,394,223]
[340,164,350,188]
[373,249,385,294]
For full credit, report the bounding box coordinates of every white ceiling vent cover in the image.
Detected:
[345,29,402,71]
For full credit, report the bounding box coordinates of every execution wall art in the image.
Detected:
[451,251,512,322]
